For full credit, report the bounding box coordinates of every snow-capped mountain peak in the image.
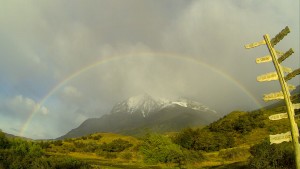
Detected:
[171,101,188,107]
[110,94,161,117]
[110,94,218,117]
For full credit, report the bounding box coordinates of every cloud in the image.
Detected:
[63,86,81,98]
[2,95,49,117]
[161,0,299,103]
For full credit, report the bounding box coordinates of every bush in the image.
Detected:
[74,141,85,149]
[83,142,98,152]
[100,139,132,152]
[38,141,51,149]
[53,140,63,146]
[208,111,265,134]
[96,150,117,159]
[0,133,91,169]
[88,134,102,140]
[248,139,295,169]
[174,128,233,152]
[0,131,10,149]
[140,133,184,164]
[28,143,44,158]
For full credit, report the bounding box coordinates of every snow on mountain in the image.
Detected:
[174,98,218,114]
[59,94,220,139]
[110,94,161,117]
[172,101,188,107]
[110,94,218,117]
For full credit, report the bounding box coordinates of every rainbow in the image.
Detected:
[19,52,262,137]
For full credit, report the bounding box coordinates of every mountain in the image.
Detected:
[0,129,32,140]
[58,94,221,139]
[110,94,162,117]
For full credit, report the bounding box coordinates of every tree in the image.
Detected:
[174,127,233,152]
[100,139,132,152]
[0,131,10,149]
[248,139,295,169]
[140,133,184,165]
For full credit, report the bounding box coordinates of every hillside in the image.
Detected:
[58,94,220,139]
[0,130,32,140]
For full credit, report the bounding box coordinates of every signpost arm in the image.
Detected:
[264,34,300,168]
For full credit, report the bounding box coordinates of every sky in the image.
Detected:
[0,0,299,139]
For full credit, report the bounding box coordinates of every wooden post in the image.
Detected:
[264,34,300,169]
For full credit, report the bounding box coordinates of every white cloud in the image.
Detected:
[4,95,49,116]
[63,86,81,98]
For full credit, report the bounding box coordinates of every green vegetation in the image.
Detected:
[100,138,132,152]
[140,133,184,165]
[173,127,233,152]
[0,132,90,169]
[248,139,295,169]
[1,105,299,168]
[0,131,10,149]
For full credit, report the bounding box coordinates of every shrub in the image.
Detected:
[140,133,184,164]
[53,140,63,146]
[38,141,51,149]
[100,139,132,152]
[64,138,73,142]
[0,131,10,149]
[83,142,98,152]
[174,128,233,152]
[81,136,87,140]
[96,150,117,159]
[0,134,90,169]
[248,139,295,169]
[28,143,44,158]
[88,134,102,140]
[74,141,85,149]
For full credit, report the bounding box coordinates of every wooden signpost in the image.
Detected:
[256,72,278,82]
[270,131,292,144]
[269,113,288,120]
[245,26,300,169]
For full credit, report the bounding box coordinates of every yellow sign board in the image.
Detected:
[269,113,288,120]
[245,40,266,49]
[263,91,284,101]
[281,66,292,73]
[288,84,296,91]
[270,131,292,144]
[293,103,300,110]
[257,72,278,82]
[256,55,272,64]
